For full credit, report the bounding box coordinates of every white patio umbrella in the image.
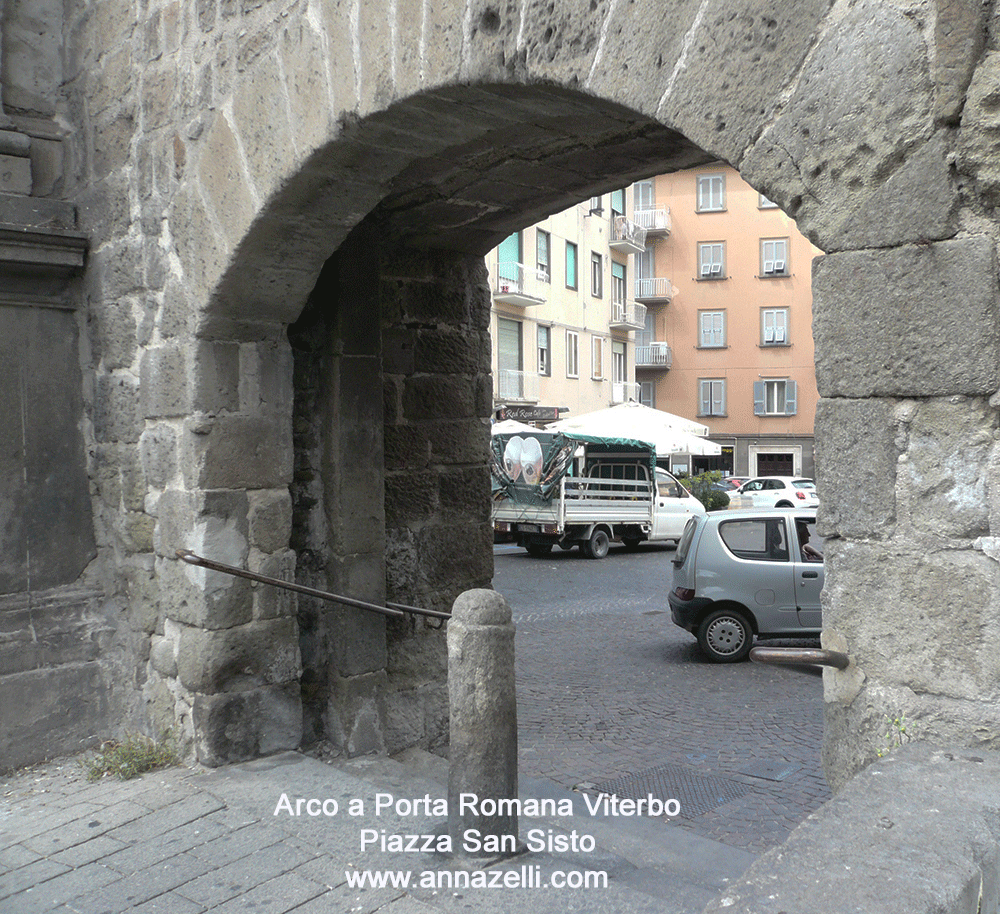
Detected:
[491,418,539,435]
[546,402,720,456]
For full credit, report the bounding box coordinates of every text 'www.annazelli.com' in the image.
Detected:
[345,865,608,890]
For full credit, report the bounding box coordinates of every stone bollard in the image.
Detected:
[447,588,519,859]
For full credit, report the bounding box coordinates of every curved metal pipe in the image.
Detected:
[749,646,850,670]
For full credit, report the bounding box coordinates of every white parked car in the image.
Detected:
[733,476,819,509]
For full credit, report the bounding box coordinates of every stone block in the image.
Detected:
[238,337,293,415]
[897,397,994,539]
[814,399,897,538]
[0,152,32,194]
[195,112,255,251]
[403,376,477,422]
[140,344,189,418]
[384,424,431,471]
[182,414,293,490]
[0,663,109,770]
[934,0,986,122]
[94,372,143,444]
[157,547,253,632]
[175,616,300,693]
[957,51,1000,208]
[193,340,240,413]
[149,633,177,677]
[140,424,178,490]
[280,20,334,158]
[657,0,834,166]
[813,238,1000,398]
[94,297,138,370]
[437,465,491,521]
[321,670,389,756]
[92,109,137,181]
[385,470,439,525]
[321,561,389,678]
[247,488,292,553]
[417,522,493,591]
[249,547,296,620]
[192,682,302,766]
[740,1,956,252]
[823,539,1000,702]
[123,554,159,634]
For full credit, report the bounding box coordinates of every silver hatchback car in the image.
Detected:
[668,508,823,662]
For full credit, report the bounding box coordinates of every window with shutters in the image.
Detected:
[537,325,551,376]
[591,336,605,380]
[566,330,579,378]
[698,242,725,279]
[566,241,577,289]
[761,308,789,346]
[611,188,625,218]
[698,311,726,348]
[760,238,789,276]
[696,174,725,212]
[496,232,522,287]
[754,379,798,416]
[497,317,523,399]
[611,260,626,307]
[536,230,550,282]
[698,379,726,417]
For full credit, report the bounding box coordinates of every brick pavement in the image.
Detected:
[498,543,831,854]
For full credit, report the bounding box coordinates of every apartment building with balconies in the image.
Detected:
[636,165,822,478]
[488,189,648,423]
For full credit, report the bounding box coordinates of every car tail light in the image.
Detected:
[674,587,695,601]
[796,491,806,500]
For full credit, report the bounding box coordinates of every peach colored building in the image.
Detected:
[634,165,823,477]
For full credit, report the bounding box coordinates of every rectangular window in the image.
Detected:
[634,180,654,211]
[611,260,626,306]
[699,311,726,348]
[591,252,603,297]
[760,238,789,276]
[588,195,603,214]
[698,242,725,279]
[591,336,605,380]
[759,192,779,209]
[762,308,789,345]
[754,379,799,416]
[612,340,625,385]
[697,174,725,212]
[640,380,655,409]
[497,317,524,399]
[537,325,551,375]
[566,330,579,378]
[565,241,577,289]
[497,232,522,286]
[536,230,550,282]
[698,379,726,417]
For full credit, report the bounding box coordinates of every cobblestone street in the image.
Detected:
[495,541,830,854]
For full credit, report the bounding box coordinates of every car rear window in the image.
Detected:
[719,518,790,562]
[793,480,815,489]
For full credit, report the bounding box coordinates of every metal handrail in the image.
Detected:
[175,550,451,620]
[749,646,850,670]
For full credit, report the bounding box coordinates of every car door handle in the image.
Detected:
[801,571,819,579]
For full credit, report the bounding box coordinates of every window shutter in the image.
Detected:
[712,380,724,415]
[763,311,775,343]
[784,380,798,415]
[611,188,624,216]
[753,380,765,416]
[699,382,711,416]
[775,310,787,343]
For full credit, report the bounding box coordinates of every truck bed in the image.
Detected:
[493,477,654,527]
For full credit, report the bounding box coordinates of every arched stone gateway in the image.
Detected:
[4,0,1000,791]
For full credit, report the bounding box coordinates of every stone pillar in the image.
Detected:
[447,588,518,858]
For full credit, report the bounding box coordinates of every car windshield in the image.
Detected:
[793,480,815,489]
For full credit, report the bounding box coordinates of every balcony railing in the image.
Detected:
[612,381,641,404]
[634,342,673,370]
[610,300,646,330]
[609,216,647,254]
[633,206,671,236]
[493,262,548,307]
[634,277,673,304]
[495,369,539,402]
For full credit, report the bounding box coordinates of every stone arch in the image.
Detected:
[108,0,1000,783]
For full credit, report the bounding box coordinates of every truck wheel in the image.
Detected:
[585,529,610,560]
[525,543,553,558]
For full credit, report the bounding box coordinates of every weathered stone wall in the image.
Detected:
[3,0,1000,781]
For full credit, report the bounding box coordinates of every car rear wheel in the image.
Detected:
[584,528,610,560]
[697,608,753,663]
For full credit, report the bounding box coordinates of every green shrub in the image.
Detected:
[80,733,180,782]
[677,470,731,511]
